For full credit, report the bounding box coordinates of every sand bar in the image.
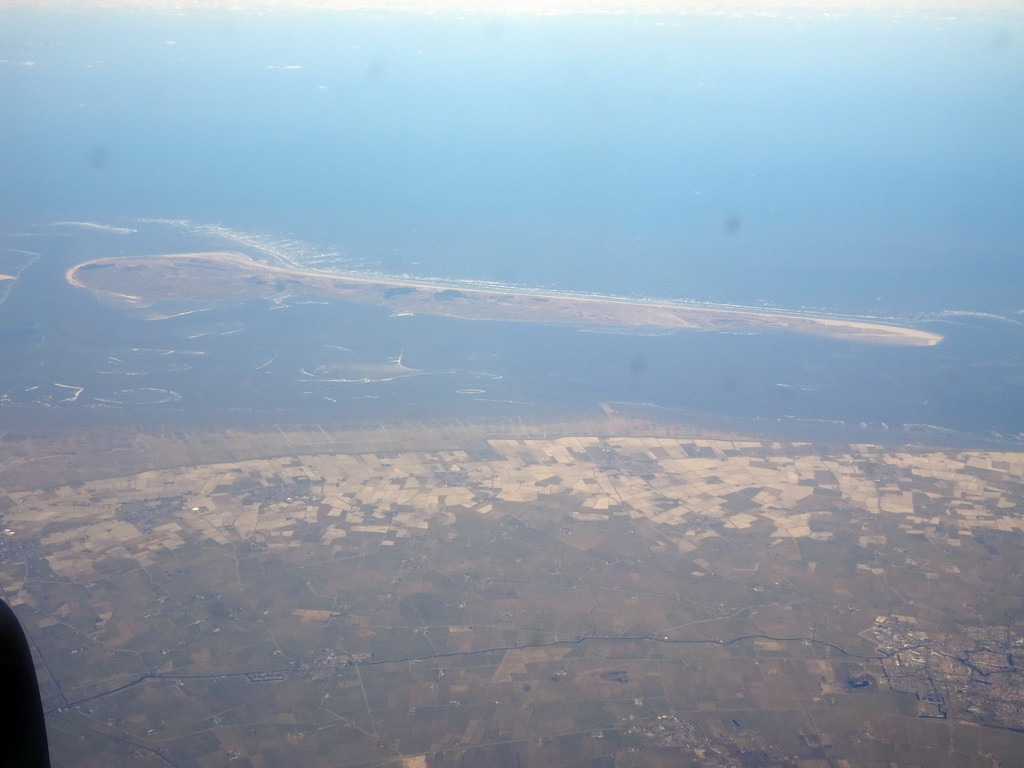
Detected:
[67,251,942,346]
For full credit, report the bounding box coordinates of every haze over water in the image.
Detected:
[1,8,1023,444]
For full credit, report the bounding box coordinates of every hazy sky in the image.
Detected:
[4,0,1022,12]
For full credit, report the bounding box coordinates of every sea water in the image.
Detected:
[1,9,1022,445]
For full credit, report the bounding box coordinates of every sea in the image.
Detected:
[1,7,1023,447]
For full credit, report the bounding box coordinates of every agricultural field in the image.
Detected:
[1,420,1023,766]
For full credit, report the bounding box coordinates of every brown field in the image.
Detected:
[1,417,1023,765]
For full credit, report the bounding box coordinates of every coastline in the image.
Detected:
[66,251,943,346]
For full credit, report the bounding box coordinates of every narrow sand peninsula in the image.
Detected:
[67,251,942,346]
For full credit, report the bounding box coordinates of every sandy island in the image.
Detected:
[66,251,942,346]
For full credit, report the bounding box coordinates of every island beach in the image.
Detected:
[67,251,943,346]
